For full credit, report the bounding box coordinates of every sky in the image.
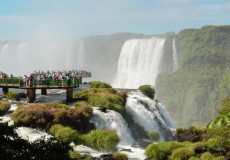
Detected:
[0,0,230,40]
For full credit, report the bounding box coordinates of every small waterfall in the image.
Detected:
[172,38,179,72]
[112,37,165,89]
[125,91,174,140]
[91,108,134,146]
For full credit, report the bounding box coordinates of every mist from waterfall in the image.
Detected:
[91,108,134,146]
[172,38,179,72]
[112,37,165,89]
[0,40,82,76]
[125,91,174,140]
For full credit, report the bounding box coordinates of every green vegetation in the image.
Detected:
[90,81,112,88]
[49,124,83,144]
[139,85,155,99]
[145,141,188,160]
[82,129,120,151]
[74,87,126,113]
[148,131,160,141]
[0,100,11,116]
[0,122,73,160]
[6,91,20,101]
[145,98,230,159]
[112,152,128,160]
[156,25,230,127]
[11,102,93,132]
[170,147,195,160]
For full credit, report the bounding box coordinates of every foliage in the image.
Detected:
[205,126,230,155]
[218,98,230,115]
[170,147,195,160]
[90,81,112,88]
[200,152,213,160]
[6,91,20,101]
[82,129,120,151]
[188,157,200,160]
[49,124,83,144]
[148,131,160,141]
[0,122,72,160]
[207,112,230,128]
[0,100,11,116]
[74,88,126,113]
[156,25,230,126]
[68,150,82,160]
[139,85,155,99]
[11,102,93,132]
[145,141,187,160]
[112,152,128,160]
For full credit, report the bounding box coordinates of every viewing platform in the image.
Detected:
[0,70,91,103]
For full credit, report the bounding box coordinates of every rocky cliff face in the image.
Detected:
[156,25,230,127]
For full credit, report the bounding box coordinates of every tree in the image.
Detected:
[0,122,72,160]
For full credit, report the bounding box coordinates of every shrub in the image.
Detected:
[6,91,20,101]
[82,130,120,151]
[139,85,155,99]
[49,124,83,144]
[11,102,93,132]
[90,81,112,88]
[200,152,213,160]
[170,147,195,160]
[218,98,230,115]
[112,152,128,160]
[74,88,126,113]
[204,137,225,155]
[74,101,89,108]
[145,141,186,160]
[206,126,230,154]
[68,150,81,160]
[0,101,11,116]
[188,157,200,160]
[148,131,160,141]
[0,122,72,160]
[213,156,225,160]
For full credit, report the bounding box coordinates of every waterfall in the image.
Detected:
[112,37,165,89]
[125,91,174,140]
[172,38,179,72]
[91,108,134,146]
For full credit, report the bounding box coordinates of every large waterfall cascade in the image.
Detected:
[112,37,166,89]
[125,91,174,140]
[172,38,179,72]
[91,108,134,146]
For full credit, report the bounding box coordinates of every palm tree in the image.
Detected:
[207,112,230,129]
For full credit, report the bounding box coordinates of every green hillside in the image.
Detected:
[156,25,230,127]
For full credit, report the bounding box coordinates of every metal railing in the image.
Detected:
[0,78,79,88]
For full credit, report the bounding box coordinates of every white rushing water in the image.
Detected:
[112,37,166,89]
[172,37,179,72]
[126,91,174,140]
[91,108,134,146]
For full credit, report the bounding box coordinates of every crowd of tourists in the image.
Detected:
[0,70,91,87]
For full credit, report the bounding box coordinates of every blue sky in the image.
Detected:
[0,0,230,40]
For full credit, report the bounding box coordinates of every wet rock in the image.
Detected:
[18,92,27,98]
[120,148,132,152]
[99,106,107,113]
[99,153,113,159]
[131,138,152,149]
